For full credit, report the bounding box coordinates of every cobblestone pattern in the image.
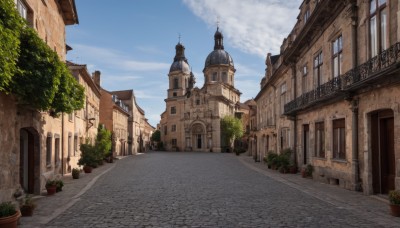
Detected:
[45,152,399,227]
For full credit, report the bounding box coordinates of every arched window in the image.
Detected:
[173,78,179,89]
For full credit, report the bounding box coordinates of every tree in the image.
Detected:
[220,115,244,151]
[95,125,112,161]
[151,130,161,143]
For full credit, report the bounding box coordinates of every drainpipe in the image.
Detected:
[350,3,360,191]
[291,64,298,167]
[61,112,64,176]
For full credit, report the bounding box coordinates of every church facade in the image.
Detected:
[160,28,241,152]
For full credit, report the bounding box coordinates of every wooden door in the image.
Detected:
[303,125,309,165]
[380,117,395,193]
[371,110,395,194]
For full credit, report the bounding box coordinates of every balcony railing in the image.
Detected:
[342,42,400,88]
[284,42,400,115]
[284,77,341,114]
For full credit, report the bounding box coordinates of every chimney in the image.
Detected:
[92,70,101,88]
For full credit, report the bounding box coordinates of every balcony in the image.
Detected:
[284,42,400,115]
[342,42,400,89]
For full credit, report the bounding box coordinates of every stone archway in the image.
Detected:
[20,127,40,195]
[191,123,205,151]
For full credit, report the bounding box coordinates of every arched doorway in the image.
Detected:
[20,128,40,194]
[370,109,395,194]
[191,123,205,151]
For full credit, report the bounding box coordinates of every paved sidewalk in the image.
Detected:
[238,154,400,227]
[19,157,121,228]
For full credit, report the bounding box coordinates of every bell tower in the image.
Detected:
[167,41,192,98]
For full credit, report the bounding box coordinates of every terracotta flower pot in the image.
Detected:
[0,210,21,228]
[390,204,400,217]
[46,185,57,196]
[83,166,93,173]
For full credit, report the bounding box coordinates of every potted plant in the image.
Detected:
[55,180,64,192]
[72,168,80,179]
[45,179,57,195]
[302,164,314,178]
[20,195,36,217]
[389,189,400,217]
[0,202,20,228]
[78,143,97,173]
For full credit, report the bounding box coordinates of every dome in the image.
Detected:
[170,60,190,73]
[169,42,191,74]
[204,27,234,69]
[204,49,234,68]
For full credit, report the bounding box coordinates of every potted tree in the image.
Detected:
[389,189,400,217]
[55,180,64,192]
[0,202,20,228]
[20,195,36,217]
[45,179,57,195]
[78,143,97,173]
[72,168,80,179]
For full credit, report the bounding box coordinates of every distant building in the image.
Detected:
[67,63,101,170]
[160,28,241,152]
[99,88,130,157]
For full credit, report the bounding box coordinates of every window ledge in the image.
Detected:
[312,156,327,161]
[46,164,52,168]
[332,158,347,164]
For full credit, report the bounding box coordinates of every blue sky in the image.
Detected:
[66,0,301,127]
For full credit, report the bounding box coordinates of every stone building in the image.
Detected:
[99,89,130,157]
[160,28,241,152]
[257,0,400,194]
[109,89,153,154]
[255,53,294,162]
[0,0,78,201]
[67,63,101,171]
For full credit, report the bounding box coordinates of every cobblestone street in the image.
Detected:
[24,152,400,227]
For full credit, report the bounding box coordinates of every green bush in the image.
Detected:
[389,190,400,205]
[78,143,98,167]
[0,0,24,91]
[94,125,112,162]
[0,202,17,218]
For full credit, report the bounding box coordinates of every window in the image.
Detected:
[164,126,167,135]
[222,72,228,83]
[280,82,287,114]
[173,92,177,97]
[16,0,27,19]
[332,35,343,78]
[46,136,52,166]
[74,135,78,156]
[370,0,387,57]
[68,135,72,158]
[196,99,200,105]
[302,64,308,93]
[315,122,325,158]
[333,119,346,160]
[280,128,290,150]
[173,78,179,89]
[170,106,176,114]
[172,139,177,146]
[68,113,73,122]
[212,72,218,82]
[304,9,310,24]
[54,137,60,167]
[313,51,323,87]
[172,124,176,132]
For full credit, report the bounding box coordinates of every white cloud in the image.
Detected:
[68,44,169,72]
[182,0,301,57]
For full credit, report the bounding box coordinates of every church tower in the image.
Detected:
[168,42,192,98]
[160,27,241,153]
